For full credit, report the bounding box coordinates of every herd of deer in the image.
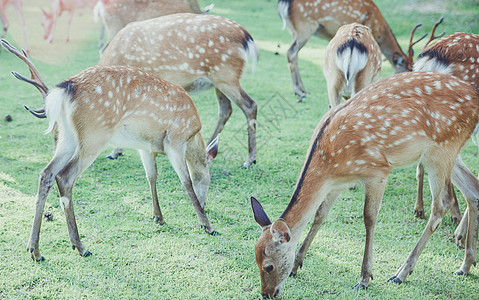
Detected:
[2,0,479,298]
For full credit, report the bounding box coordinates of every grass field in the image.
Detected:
[1,0,479,298]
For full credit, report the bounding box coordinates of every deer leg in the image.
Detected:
[287,32,312,100]
[454,208,468,248]
[139,150,164,224]
[65,11,74,43]
[326,72,344,108]
[389,156,454,284]
[450,156,479,275]
[165,141,216,235]
[217,84,257,168]
[354,176,388,289]
[207,88,233,145]
[0,6,8,37]
[13,1,28,51]
[414,163,426,219]
[106,148,123,159]
[291,192,339,276]
[449,185,462,225]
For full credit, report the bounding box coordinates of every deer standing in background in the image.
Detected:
[0,0,28,51]
[251,71,479,297]
[412,30,479,238]
[278,0,417,100]
[1,39,219,261]
[99,13,259,168]
[323,23,381,107]
[95,0,212,52]
[42,0,100,43]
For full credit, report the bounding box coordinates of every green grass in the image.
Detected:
[1,0,479,298]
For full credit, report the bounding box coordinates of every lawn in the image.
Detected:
[1,0,479,298]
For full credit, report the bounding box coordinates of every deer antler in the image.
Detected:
[423,17,446,50]
[407,24,428,64]
[1,39,49,118]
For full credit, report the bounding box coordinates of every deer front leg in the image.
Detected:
[287,33,312,101]
[414,163,426,219]
[354,177,387,289]
[139,150,164,224]
[291,192,339,276]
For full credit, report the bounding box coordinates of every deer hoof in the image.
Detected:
[454,270,465,276]
[414,209,425,219]
[81,251,92,257]
[153,216,165,225]
[352,283,367,290]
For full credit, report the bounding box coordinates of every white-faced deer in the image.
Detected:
[42,0,100,43]
[0,0,28,51]
[99,13,258,168]
[278,0,420,100]
[323,23,381,107]
[412,25,479,227]
[251,71,479,297]
[1,39,219,261]
[94,0,212,52]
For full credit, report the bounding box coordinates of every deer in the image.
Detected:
[251,71,479,297]
[412,23,479,231]
[278,0,421,101]
[98,13,259,168]
[42,0,102,43]
[1,38,219,261]
[0,0,28,51]
[323,23,382,107]
[94,0,213,52]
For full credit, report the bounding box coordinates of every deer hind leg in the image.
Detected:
[414,163,426,219]
[326,72,344,108]
[165,140,216,235]
[216,83,257,168]
[139,150,164,224]
[207,88,233,145]
[106,148,123,160]
[291,192,339,276]
[451,156,479,275]
[449,185,462,225]
[389,152,455,284]
[287,31,313,100]
[355,175,388,289]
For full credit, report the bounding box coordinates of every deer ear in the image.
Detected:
[251,197,272,227]
[206,135,219,165]
[271,219,291,244]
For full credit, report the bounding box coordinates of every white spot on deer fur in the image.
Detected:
[95,86,102,94]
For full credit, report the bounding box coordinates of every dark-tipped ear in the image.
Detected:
[251,197,271,227]
[206,135,219,165]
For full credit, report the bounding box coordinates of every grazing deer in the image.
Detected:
[278,0,420,100]
[42,0,100,43]
[412,28,479,226]
[94,0,213,52]
[99,13,259,168]
[1,39,219,261]
[251,71,479,297]
[0,0,28,51]
[323,23,381,107]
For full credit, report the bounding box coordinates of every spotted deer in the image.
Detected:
[323,23,381,107]
[278,0,419,100]
[0,0,28,51]
[99,13,258,168]
[42,0,100,43]
[94,0,213,53]
[251,71,479,297]
[1,39,219,261]
[412,30,479,237]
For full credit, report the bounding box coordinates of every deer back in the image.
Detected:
[99,13,257,92]
[414,32,479,88]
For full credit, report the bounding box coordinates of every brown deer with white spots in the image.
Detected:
[278,0,418,100]
[251,71,479,297]
[323,23,381,107]
[1,39,219,261]
[412,31,479,239]
[0,0,28,51]
[99,13,258,168]
[94,0,213,53]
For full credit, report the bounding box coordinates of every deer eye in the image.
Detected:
[263,265,274,273]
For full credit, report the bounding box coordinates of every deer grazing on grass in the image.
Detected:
[412,29,479,238]
[94,0,213,52]
[99,13,259,168]
[323,23,381,107]
[42,0,101,43]
[1,39,219,261]
[0,0,28,51]
[251,71,479,297]
[278,0,421,100]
